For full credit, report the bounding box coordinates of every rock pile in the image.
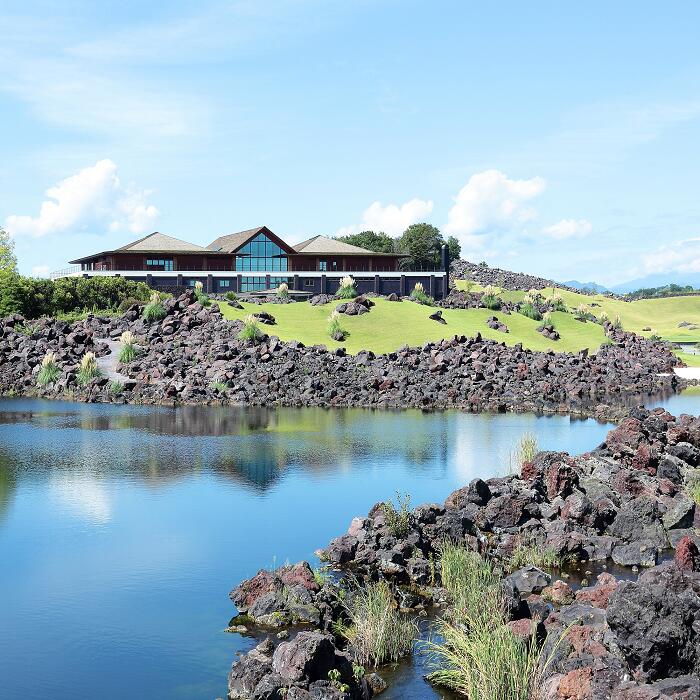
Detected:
[538,323,560,341]
[335,297,374,316]
[0,290,684,413]
[486,315,509,333]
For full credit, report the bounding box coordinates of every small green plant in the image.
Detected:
[210,380,229,394]
[238,314,262,342]
[689,475,700,504]
[16,322,40,336]
[118,330,137,363]
[518,293,542,321]
[410,282,434,306]
[338,579,417,667]
[574,303,592,321]
[327,669,349,693]
[648,330,662,341]
[193,281,211,306]
[327,310,348,341]
[337,275,358,299]
[548,291,567,312]
[536,311,555,331]
[277,282,289,299]
[109,381,124,396]
[143,292,166,322]
[313,566,332,587]
[76,351,101,386]
[480,284,501,310]
[352,664,365,682]
[510,432,538,474]
[36,351,60,386]
[509,537,565,570]
[611,314,623,330]
[382,491,412,538]
[224,291,238,302]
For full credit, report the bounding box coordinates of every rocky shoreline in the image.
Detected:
[226,406,700,699]
[0,290,685,417]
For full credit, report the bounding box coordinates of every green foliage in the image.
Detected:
[36,352,60,387]
[510,433,538,474]
[426,544,557,699]
[0,227,17,274]
[337,275,358,299]
[143,292,167,322]
[118,331,137,363]
[276,282,289,299]
[0,273,151,319]
[688,474,700,504]
[327,669,349,693]
[480,284,502,310]
[238,315,262,342]
[509,537,565,570]
[399,223,444,269]
[327,311,348,341]
[446,235,461,262]
[625,283,699,300]
[109,381,124,396]
[382,491,412,538]
[338,580,417,667]
[224,291,238,301]
[15,321,40,336]
[313,567,332,587]
[547,292,567,312]
[76,352,101,386]
[335,230,396,254]
[410,282,434,306]
[210,381,229,394]
[518,302,542,321]
[537,312,555,331]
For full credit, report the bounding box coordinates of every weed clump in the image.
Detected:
[37,351,60,386]
[76,352,101,385]
[143,292,166,322]
[327,310,348,341]
[238,315,263,342]
[382,491,412,538]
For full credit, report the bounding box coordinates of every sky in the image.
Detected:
[1,1,700,286]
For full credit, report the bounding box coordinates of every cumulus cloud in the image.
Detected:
[540,218,592,240]
[31,265,50,278]
[641,237,700,274]
[337,198,434,237]
[445,170,546,249]
[5,159,159,238]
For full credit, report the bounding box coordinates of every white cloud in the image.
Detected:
[641,237,700,274]
[540,218,592,240]
[31,265,50,278]
[5,159,159,238]
[444,170,546,250]
[337,198,434,237]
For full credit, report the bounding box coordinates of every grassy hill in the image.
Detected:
[216,283,700,362]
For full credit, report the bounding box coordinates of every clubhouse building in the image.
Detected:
[53,226,451,298]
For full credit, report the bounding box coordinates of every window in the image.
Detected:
[219,280,230,288]
[146,258,173,271]
[240,276,291,292]
[319,260,327,271]
[304,279,315,288]
[235,233,288,272]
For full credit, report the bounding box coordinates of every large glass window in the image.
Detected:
[235,233,288,272]
[240,276,291,292]
[146,259,173,271]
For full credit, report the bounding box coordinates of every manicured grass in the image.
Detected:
[217,298,608,355]
[675,351,700,367]
[456,281,700,343]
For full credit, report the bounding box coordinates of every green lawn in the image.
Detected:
[456,281,700,343]
[218,298,608,355]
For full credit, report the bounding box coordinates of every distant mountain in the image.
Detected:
[611,273,700,294]
[562,280,610,293]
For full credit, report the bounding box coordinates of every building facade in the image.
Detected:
[55,226,450,298]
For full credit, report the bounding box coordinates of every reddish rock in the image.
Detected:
[565,625,608,658]
[666,425,689,445]
[230,562,319,611]
[606,418,644,457]
[674,535,699,572]
[542,580,575,605]
[280,562,320,591]
[546,460,578,500]
[557,666,593,699]
[658,478,677,496]
[631,443,656,475]
[507,618,535,640]
[575,572,619,609]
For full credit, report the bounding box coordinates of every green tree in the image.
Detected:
[0,227,17,273]
[336,230,396,254]
[446,235,461,262]
[399,223,444,269]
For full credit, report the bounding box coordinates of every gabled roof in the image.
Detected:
[117,231,206,252]
[293,235,405,256]
[206,226,296,254]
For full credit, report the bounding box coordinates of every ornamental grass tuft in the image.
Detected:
[510,432,538,474]
[519,293,542,321]
[410,282,434,306]
[277,282,289,298]
[143,292,166,322]
[37,351,60,386]
[480,284,502,310]
[118,330,137,363]
[76,351,101,385]
[337,275,358,299]
[238,314,262,342]
[327,310,348,341]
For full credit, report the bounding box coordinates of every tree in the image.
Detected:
[446,235,461,262]
[399,223,444,269]
[0,227,17,274]
[336,230,395,254]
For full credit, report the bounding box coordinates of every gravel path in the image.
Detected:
[96,339,131,383]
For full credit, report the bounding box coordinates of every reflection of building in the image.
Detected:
[51,226,450,298]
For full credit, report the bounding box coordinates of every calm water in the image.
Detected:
[0,395,691,700]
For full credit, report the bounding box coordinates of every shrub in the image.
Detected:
[224,291,238,302]
[510,433,538,474]
[118,297,144,313]
[337,580,417,667]
[548,292,567,312]
[277,282,289,299]
[238,314,262,342]
[649,330,662,341]
[210,380,229,394]
[519,293,542,321]
[109,381,124,396]
[327,310,348,341]
[426,544,557,699]
[536,311,554,331]
[574,303,592,321]
[480,284,501,310]
[382,491,412,538]
[337,275,358,299]
[611,314,623,330]
[118,330,137,363]
[143,292,166,322]
[76,352,100,385]
[37,351,60,386]
[193,281,211,306]
[57,306,120,323]
[410,282,434,306]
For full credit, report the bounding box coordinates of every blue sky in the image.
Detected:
[2,1,700,285]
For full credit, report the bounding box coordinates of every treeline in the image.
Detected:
[625,283,700,301]
[335,223,461,269]
[0,272,152,319]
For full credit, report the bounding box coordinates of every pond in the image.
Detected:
[0,394,693,700]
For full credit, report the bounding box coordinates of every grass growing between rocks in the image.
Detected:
[510,433,538,475]
[76,352,100,386]
[508,538,565,571]
[36,352,60,386]
[337,580,417,667]
[427,544,551,699]
[217,298,607,355]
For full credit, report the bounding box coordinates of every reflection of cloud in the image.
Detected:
[50,474,112,524]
